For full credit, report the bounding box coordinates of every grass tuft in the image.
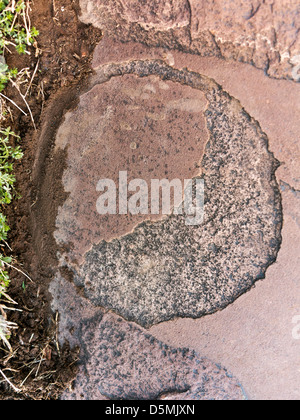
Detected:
[0,0,38,349]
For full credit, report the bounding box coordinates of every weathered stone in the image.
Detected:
[54,60,281,328]
[151,181,300,400]
[189,0,300,80]
[30,1,298,399]
[50,275,245,400]
[79,0,300,81]
[55,73,208,263]
[90,37,300,191]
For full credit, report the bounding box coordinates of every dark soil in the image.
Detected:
[0,0,102,400]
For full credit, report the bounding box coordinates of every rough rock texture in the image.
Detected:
[50,275,245,400]
[30,1,298,400]
[79,0,300,81]
[90,37,300,191]
[55,60,282,328]
[76,315,245,400]
[132,44,300,400]
[151,182,300,400]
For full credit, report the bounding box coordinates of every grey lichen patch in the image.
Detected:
[55,60,282,328]
[62,312,245,400]
[50,274,245,400]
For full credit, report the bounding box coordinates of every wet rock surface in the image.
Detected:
[54,60,281,328]
[31,1,300,400]
[50,275,245,400]
[54,72,208,262]
[71,314,245,400]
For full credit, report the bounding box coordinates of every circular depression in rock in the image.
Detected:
[54,61,282,328]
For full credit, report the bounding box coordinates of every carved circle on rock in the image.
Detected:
[55,61,282,328]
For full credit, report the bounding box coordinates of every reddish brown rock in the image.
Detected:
[116,0,190,31]
[189,0,300,80]
[50,276,245,400]
[91,37,300,191]
[31,2,299,401]
[79,0,300,81]
[151,183,300,400]
[79,0,192,48]
[52,59,282,328]
[55,74,208,263]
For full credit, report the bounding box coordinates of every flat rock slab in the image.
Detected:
[79,0,300,81]
[51,276,245,400]
[55,73,208,261]
[54,59,281,328]
[32,3,300,399]
[38,43,284,399]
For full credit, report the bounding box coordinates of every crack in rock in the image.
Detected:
[50,275,246,400]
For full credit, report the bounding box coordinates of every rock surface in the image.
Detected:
[51,276,245,400]
[79,0,300,81]
[54,59,281,328]
[151,181,300,400]
[55,73,208,262]
[31,1,300,400]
